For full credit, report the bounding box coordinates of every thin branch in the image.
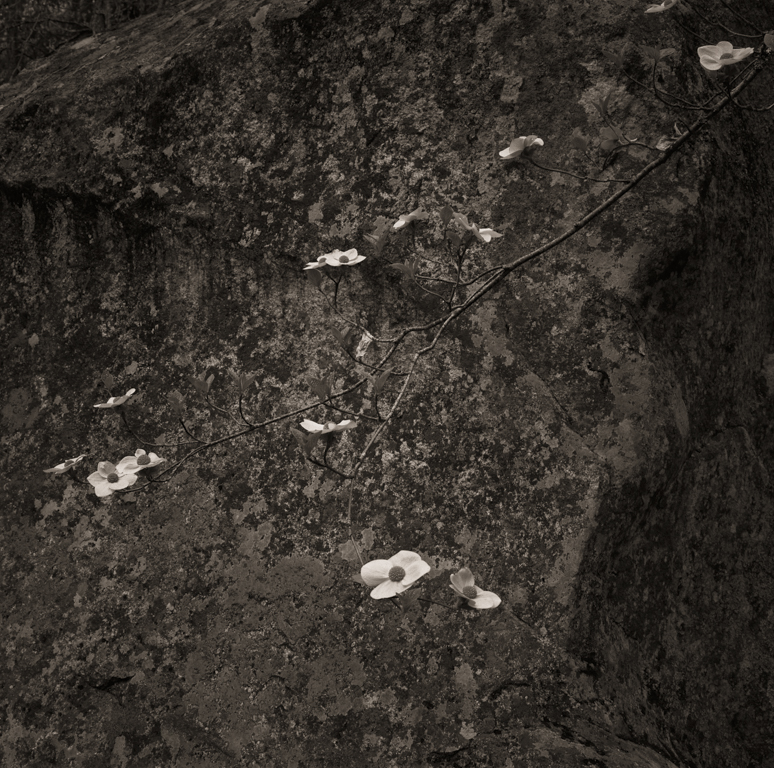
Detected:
[204,392,231,418]
[237,393,257,428]
[526,155,633,183]
[179,419,208,444]
[306,456,352,479]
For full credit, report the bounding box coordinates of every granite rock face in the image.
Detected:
[1,0,773,766]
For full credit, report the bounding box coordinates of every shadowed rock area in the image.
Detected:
[1,0,773,765]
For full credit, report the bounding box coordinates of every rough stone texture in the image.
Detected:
[1,0,773,766]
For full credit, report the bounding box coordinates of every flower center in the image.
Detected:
[338,255,350,263]
[719,53,733,60]
[106,472,120,483]
[388,566,406,582]
[137,455,150,465]
[463,586,477,599]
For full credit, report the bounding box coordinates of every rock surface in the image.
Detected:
[1,0,773,765]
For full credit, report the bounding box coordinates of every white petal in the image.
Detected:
[469,590,501,609]
[300,419,324,432]
[370,579,408,599]
[112,474,138,490]
[389,550,422,569]
[700,56,721,71]
[402,558,431,585]
[697,45,721,58]
[478,229,503,242]
[94,482,113,497]
[450,568,475,593]
[361,560,391,586]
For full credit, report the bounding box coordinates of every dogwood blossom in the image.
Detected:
[698,41,754,71]
[452,213,502,243]
[324,248,365,266]
[645,0,677,12]
[300,419,357,434]
[499,135,544,160]
[303,249,365,269]
[116,448,165,473]
[393,208,428,229]
[87,461,138,497]
[94,389,136,408]
[361,550,431,599]
[43,454,86,474]
[450,567,501,609]
[476,228,504,243]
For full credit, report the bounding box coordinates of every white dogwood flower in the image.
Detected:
[499,135,544,160]
[116,448,165,473]
[645,0,677,13]
[300,419,356,434]
[94,389,136,408]
[303,249,365,269]
[698,41,754,71]
[87,461,138,497]
[361,550,431,599]
[450,567,501,609]
[452,212,502,243]
[393,208,428,229]
[43,454,86,474]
